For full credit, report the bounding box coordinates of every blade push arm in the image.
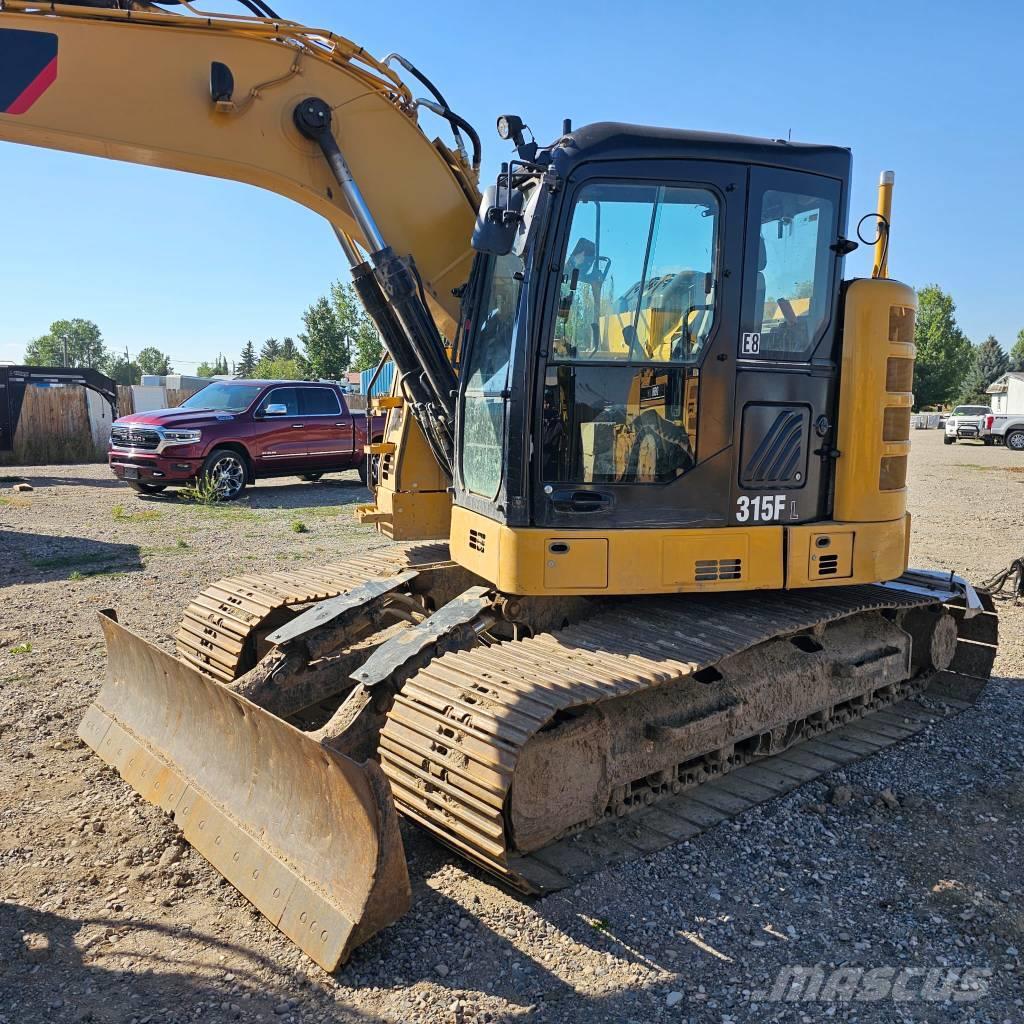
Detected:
[0,3,477,335]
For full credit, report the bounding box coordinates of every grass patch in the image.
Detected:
[31,552,136,578]
[112,503,162,523]
[31,552,113,570]
[291,520,309,534]
[142,543,192,558]
[9,643,32,655]
[0,496,31,508]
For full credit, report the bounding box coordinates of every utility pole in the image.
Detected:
[125,347,132,387]
[61,333,69,367]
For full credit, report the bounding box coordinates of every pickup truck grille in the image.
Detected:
[111,426,160,451]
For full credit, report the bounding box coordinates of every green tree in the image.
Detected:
[331,280,383,372]
[1010,329,1024,373]
[281,337,299,361]
[105,355,141,386]
[299,296,348,379]
[253,355,305,380]
[135,347,173,376]
[913,285,973,409]
[196,361,217,377]
[977,335,1008,383]
[23,318,108,369]
[260,337,281,362]
[959,336,1009,404]
[237,340,257,377]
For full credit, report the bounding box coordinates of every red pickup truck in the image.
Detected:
[108,379,384,500]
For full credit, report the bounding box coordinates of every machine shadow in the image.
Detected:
[0,902,393,1024]
[0,531,143,587]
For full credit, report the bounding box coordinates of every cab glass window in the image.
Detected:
[299,387,341,416]
[753,190,836,358]
[461,251,524,497]
[261,387,298,415]
[552,182,719,364]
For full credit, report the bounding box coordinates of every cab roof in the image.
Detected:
[550,122,852,181]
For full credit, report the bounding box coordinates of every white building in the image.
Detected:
[986,372,1024,413]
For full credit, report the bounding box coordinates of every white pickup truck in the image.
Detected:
[943,405,992,445]
[982,412,1024,452]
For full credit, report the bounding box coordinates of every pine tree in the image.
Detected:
[260,337,281,362]
[281,337,298,361]
[237,340,257,377]
[975,335,1008,386]
[1009,329,1024,373]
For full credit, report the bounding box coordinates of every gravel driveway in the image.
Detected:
[1,431,1021,1023]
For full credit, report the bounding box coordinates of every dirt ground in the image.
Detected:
[1,429,1022,1023]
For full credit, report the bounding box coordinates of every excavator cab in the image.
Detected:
[449,125,898,596]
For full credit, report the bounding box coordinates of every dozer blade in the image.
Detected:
[78,613,410,971]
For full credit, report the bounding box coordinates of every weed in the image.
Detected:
[179,474,221,506]
[69,571,84,581]
[0,497,31,508]
[10,643,32,655]
[587,917,611,932]
[176,538,189,549]
[291,520,309,534]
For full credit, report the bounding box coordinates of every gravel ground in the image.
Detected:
[0,430,1021,1023]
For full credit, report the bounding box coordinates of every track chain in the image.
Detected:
[175,542,451,682]
[379,586,997,892]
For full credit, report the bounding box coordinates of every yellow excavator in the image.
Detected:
[1,0,998,971]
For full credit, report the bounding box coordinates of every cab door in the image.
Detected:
[532,161,747,530]
[730,167,845,527]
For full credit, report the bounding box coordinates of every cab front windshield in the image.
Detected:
[552,182,719,363]
[180,382,263,413]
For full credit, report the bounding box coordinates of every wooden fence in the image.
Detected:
[1,383,202,466]
[0,385,103,465]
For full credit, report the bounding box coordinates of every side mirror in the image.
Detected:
[471,184,525,256]
[263,403,288,417]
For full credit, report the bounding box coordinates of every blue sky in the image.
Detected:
[1,0,1022,370]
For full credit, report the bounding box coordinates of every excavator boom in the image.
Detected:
[0,2,477,336]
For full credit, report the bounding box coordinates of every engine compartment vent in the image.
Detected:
[695,558,743,582]
[816,553,840,576]
[468,529,487,554]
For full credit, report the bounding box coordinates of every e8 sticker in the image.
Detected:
[741,332,761,355]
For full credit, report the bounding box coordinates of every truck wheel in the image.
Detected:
[129,481,167,495]
[943,436,955,445]
[1006,430,1024,452]
[983,436,994,446]
[202,448,247,500]
[300,473,323,482]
